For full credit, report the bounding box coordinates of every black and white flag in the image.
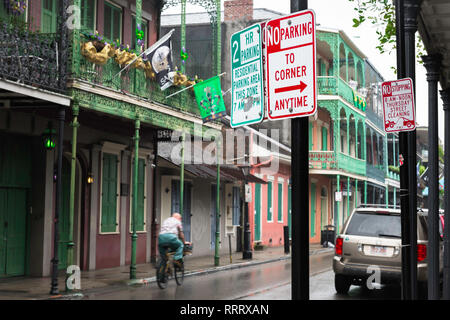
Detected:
[144,30,176,91]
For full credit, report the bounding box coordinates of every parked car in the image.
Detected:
[333,206,444,295]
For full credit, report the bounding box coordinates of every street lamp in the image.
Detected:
[241,165,252,260]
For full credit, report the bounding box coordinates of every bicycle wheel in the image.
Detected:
[174,263,184,286]
[156,259,168,289]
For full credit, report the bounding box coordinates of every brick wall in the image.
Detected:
[224,0,253,22]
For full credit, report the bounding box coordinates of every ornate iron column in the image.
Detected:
[180,0,186,75]
[180,132,185,217]
[66,105,80,291]
[50,0,69,295]
[150,131,159,263]
[441,87,450,300]
[50,108,66,295]
[214,137,221,266]
[423,54,442,300]
[130,118,140,280]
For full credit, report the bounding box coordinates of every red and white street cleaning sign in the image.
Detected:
[266,10,317,120]
[382,78,416,133]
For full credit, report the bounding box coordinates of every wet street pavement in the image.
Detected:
[79,249,405,300]
[80,252,333,300]
[242,270,401,300]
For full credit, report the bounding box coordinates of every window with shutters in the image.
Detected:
[104,1,122,43]
[131,16,148,49]
[232,186,240,226]
[80,0,96,32]
[101,153,118,233]
[41,0,58,33]
[278,183,283,223]
[130,158,146,232]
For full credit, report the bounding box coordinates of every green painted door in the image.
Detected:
[58,159,71,270]
[311,183,316,238]
[254,184,261,241]
[101,153,118,233]
[0,133,31,277]
[0,189,7,276]
[0,188,27,277]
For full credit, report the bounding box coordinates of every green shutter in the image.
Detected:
[131,158,145,232]
[41,0,58,33]
[311,183,316,238]
[267,182,272,221]
[104,2,122,42]
[0,2,7,20]
[101,153,118,233]
[322,127,328,151]
[255,184,261,241]
[278,183,283,222]
[81,0,96,32]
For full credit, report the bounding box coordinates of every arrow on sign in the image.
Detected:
[275,81,307,94]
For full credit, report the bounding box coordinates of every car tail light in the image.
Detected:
[417,244,427,262]
[335,237,343,256]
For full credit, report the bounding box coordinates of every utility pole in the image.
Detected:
[290,0,309,301]
[423,54,442,300]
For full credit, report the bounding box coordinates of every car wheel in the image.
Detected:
[335,274,351,294]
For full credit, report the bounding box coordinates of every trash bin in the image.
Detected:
[321,225,336,247]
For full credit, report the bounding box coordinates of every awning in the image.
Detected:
[419,1,450,89]
[158,156,266,184]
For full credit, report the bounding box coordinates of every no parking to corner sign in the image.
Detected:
[230,24,264,128]
[266,9,317,120]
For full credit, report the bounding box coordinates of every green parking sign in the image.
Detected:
[230,24,264,128]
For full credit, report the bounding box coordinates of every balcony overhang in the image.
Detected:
[419,0,450,89]
[0,79,71,107]
[69,80,222,135]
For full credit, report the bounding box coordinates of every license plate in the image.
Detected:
[370,246,387,255]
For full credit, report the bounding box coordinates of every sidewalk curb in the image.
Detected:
[128,255,291,286]
[128,248,334,287]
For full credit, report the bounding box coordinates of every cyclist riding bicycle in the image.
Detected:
[158,213,188,268]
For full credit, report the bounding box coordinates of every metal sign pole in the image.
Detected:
[404,0,421,300]
[395,0,411,300]
[290,0,309,301]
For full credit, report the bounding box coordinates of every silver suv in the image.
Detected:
[333,206,444,294]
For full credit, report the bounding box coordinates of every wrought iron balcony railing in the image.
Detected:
[74,48,200,116]
[309,151,337,170]
[337,152,366,176]
[318,76,366,112]
[0,20,64,93]
[366,162,386,182]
